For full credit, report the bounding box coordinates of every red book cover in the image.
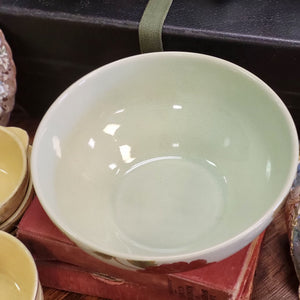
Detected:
[35,251,257,300]
[17,196,264,299]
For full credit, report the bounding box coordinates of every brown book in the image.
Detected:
[17,196,265,299]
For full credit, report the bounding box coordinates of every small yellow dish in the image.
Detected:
[0,126,29,223]
[0,231,43,299]
[0,147,34,232]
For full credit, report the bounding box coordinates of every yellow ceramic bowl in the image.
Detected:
[0,126,29,223]
[0,231,42,299]
[0,147,34,232]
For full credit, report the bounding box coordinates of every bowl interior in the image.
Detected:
[0,129,26,204]
[0,232,37,299]
[32,53,297,260]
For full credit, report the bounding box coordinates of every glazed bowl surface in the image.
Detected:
[31,52,298,271]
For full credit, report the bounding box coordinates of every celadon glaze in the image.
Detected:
[31,52,298,270]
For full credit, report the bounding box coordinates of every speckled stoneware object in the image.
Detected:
[285,163,300,296]
[0,29,16,126]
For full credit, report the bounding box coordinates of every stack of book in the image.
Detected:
[16,196,264,300]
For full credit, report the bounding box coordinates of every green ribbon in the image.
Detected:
[139,0,174,53]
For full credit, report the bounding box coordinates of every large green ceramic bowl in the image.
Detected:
[31,52,298,272]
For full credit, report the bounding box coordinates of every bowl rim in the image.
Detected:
[31,51,299,264]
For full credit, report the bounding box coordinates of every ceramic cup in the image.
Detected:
[0,231,43,299]
[0,126,29,223]
[31,52,298,272]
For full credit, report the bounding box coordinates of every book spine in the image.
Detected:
[234,239,262,300]
[167,276,230,300]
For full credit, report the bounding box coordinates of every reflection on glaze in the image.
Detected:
[206,159,216,168]
[103,124,120,136]
[172,104,182,110]
[52,136,62,158]
[108,163,121,175]
[266,159,272,180]
[114,108,125,114]
[108,163,117,170]
[119,145,135,163]
[88,138,96,149]
[14,282,20,292]
[0,272,21,299]
[125,155,182,175]
[78,78,86,86]
[223,176,228,184]
[0,168,8,175]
